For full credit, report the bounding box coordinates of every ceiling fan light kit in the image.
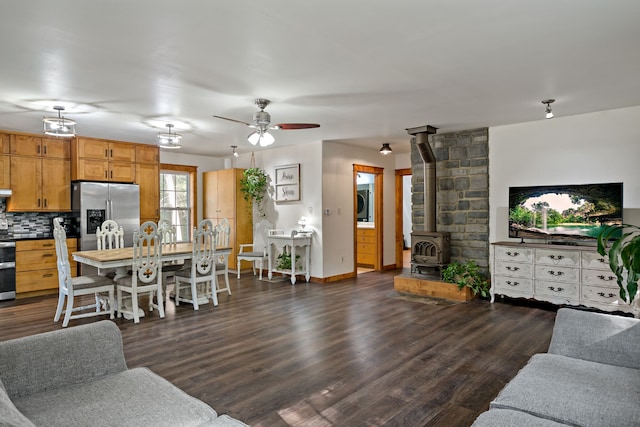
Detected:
[43,105,76,137]
[213,98,320,147]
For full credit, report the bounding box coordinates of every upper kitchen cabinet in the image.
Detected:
[0,133,10,188]
[135,145,160,224]
[9,134,70,158]
[71,137,136,182]
[8,153,70,212]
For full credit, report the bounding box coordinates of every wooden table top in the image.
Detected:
[73,243,230,262]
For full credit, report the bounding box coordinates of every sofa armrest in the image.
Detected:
[0,321,127,399]
[548,308,640,369]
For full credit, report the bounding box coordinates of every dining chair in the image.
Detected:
[96,219,125,278]
[214,218,232,296]
[157,219,183,298]
[237,219,273,280]
[53,218,115,328]
[115,221,165,324]
[174,219,218,310]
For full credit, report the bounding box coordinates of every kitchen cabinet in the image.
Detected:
[356,227,376,267]
[0,133,9,188]
[136,145,160,224]
[203,168,252,271]
[71,137,136,182]
[8,137,71,212]
[16,238,77,294]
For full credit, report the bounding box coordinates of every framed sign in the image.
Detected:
[274,164,300,201]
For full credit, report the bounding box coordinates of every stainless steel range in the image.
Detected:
[0,239,16,300]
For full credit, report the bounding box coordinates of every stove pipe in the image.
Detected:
[407,125,437,232]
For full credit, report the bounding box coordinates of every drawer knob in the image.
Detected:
[549,255,564,260]
[505,281,519,287]
[506,266,520,271]
[598,258,606,263]
[505,251,519,257]
[547,270,564,276]
[597,292,615,298]
[547,286,564,292]
[597,275,615,281]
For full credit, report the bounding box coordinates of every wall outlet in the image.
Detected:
[0,218,8,230]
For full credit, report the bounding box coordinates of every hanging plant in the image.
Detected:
[240,167,269,218]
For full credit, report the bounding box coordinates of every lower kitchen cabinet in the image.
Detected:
[16,238,77,295]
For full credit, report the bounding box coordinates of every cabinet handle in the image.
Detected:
[44,198,47,208]
[105,171,108,179]
[110,149,113,158]
[105,149,108,158]
[505,280,519,286]
[549,255,564,260]
[597,292,615,298]
[42,243,54,247]
[43,145,47,155]
[42,273,54,278]
[505,251,519,257]
[547,286,564,292]
[37,145,41,154]
[110,171,113,178]
[505,266,519,271]
[597,275,616,281]
[598,258,606,263]
[42,253,54,257]
[547,270,564,276]
[37,198,41,207]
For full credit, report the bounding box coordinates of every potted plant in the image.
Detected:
[276,251,300,271]
[239,167,269,218]
[442,260,490,298]
[597,224,640,304]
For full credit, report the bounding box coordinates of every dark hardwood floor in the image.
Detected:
[0,270,558,426]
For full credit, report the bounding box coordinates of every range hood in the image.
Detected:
[0,189,12,197]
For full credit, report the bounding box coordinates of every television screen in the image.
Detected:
[508,182,623,242]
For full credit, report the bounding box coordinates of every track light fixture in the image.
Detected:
[379,143,393,155]
[231,145,239,158]
[247,129,274,147]
[157,123,182,149]
[43,106,76,137]
[542,99,555,119]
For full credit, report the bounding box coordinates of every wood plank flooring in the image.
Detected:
[0,270,558,426]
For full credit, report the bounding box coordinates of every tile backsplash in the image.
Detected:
[0,199,74,234]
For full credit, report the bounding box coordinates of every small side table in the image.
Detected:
[267,230,312,284]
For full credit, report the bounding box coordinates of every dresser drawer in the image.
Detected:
[495,246,533,263]
[535,280,580,300]
[581,251,610,270]
[535,248,580,267]
[534,265,580,283]
[582,269,619,287]
[494,260,533,278]
[493,276,533,295]
[581,285,626,305]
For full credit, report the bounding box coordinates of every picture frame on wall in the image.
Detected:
[274,164,300,202]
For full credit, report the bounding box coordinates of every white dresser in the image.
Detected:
[492,242,637,316]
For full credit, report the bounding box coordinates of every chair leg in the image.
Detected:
[191,280,199,311]
[156,283,165,319]
[62,295,73,328]
[175,279,181,306]
[211,277,219,306]
[131,290,140,324]
[237,259,241,279]
[223,268,231,295]
[108,289,115,320]
[54,291,65,322]
[117,287,124,318]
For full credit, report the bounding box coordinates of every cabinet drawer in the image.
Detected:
[535,248,580,267]
[494,260,533,278]
[357,234,376,244]
[16,270,59,292]
[534,265,579,283]
[581,285,625,305]
[357,242,375,254]
[16,250,58,271]
[582,269,618,287]
[357,252,375,265]
[493,275,533,295]
[535,280,580,300]
[16,239,56,251]
[494,246,533,263]
[581,251,610,270]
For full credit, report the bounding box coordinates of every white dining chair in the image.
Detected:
[214,218,232,296]
[53,219,115,328]
[95,219,125,279]
[157,219,184,298]
[115,221,165,324]
[237,219,273,280]
[174,219,218,310]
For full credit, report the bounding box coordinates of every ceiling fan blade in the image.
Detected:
[275,123,321,130]
[212,115,252,126]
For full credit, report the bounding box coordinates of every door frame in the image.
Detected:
[395,168,412,269]
[353,164,384,273]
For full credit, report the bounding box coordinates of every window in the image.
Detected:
[160,171,191,242]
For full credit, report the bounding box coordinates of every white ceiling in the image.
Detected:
[1,1,639,157]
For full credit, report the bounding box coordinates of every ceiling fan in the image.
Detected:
[212,98,320,147]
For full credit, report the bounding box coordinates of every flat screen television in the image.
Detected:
[508,182,623,243]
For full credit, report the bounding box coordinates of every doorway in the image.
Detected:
[395,168,412,271]
[353,164,383,275]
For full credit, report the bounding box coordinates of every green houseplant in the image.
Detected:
[597,224,640,304]
[239,167,269,218]
[442,260,490,298]
[275,251,300,271]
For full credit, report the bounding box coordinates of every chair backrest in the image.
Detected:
[131,221,162,285]
[215,218,230,248]
[157,219,177,246]
[96,220,124,250]
[53,225,72,293]
[192,219,217,275]
[255,219,274,255]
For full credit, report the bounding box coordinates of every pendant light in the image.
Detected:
[379,143,393,155]
[231,145,239,158]
[157,124,182,149]
[43,106,76,137]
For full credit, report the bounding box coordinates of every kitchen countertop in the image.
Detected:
[0,232,79,241]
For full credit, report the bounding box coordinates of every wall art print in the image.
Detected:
[274,163,300,202]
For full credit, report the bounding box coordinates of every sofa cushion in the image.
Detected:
[0,379,35,427]
[549,308,640,369]
[13,367,224,427]
[490,353,640,427]
[471,408,568,427]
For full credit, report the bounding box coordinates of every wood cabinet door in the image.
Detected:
[136,161,159,221]
[109,161,136,182]
[74,158,108,181]
[42,158,70,211]
[42,138,70,159]
[136,144,159,164]
[203,171,220,218]
[0,133,10,154]
[75,138,109,159]
[109,142,136,162]
[8,156,42,211]
[216,168,236,219]
[0,155,10,188]
[10,134,42,156]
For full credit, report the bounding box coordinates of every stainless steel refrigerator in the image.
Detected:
[72,182,140,273]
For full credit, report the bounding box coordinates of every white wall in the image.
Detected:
[489,105,640,243]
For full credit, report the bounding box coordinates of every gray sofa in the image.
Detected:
[472,307,640,427]
[0,321,248,427]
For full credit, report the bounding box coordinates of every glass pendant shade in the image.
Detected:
[43,106,76,137]
[247,129,274,147]
[379,143,392,155]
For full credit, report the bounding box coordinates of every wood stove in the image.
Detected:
[411,231,450,274]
